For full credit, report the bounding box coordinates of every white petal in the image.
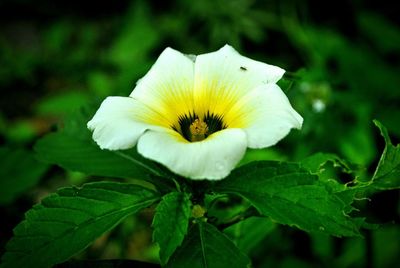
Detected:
[193,44,285,116]
[130,47,195,126]
[137,128,247,180]
[227,84,303,148]
[87,96,155,150]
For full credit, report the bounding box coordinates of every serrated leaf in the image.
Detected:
[152,192,192,265]
[166,221,251,268]
[371,120,400,190]
[300,153,358,206]
[301,152,354,174]
[0,147,49,205]
[1,182,160,268]
[214,161,360,237]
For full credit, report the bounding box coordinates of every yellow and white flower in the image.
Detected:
[88,45,303,180]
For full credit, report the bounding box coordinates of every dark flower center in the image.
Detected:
[173,112,227,142]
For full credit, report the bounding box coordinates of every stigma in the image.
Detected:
[189,119,209,142]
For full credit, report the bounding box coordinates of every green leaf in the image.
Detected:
[238,148,285,167]
[35,91,90,117]
[301,152,354,174]
[370,120,400,190]
[35,108,175,191]
[4,120,38,143]
[1,181,160,268]
[56,259,161,267]
[300,152,358,204]
[224,217,275,255]
[35,132,159,178]
[214,161,360,237]
[166,221,251,268]
[0,147,48,205]
[339,121,376,165]
[152,192,192,265]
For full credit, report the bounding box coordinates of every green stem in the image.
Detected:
[217,207,260,230]
[188,180,211,205]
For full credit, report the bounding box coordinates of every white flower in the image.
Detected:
[87,45,303,180]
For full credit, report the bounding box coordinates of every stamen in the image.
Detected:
[173,112,226,142]
[189,119,208,142]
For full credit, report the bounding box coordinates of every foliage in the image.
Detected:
[0,147,48,205]
[2,114,400,267]
[370,120,400,191]
[167,221,251,268]
[1,182,160,268]
[214,161,362,237]
[152,192,192,265]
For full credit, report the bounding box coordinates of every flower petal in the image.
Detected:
[193,44,285,117]
[129,47,195,127]
[137,128,247,180]
[227,84,303,148]
[87,96,155,150]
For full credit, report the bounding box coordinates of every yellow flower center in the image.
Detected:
[189,119,209,142]
[173,112,227,142]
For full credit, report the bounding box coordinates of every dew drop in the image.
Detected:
[215,161,225,171]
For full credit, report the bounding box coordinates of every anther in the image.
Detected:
[189,119,208,141]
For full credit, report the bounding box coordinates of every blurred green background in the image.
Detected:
[0,0,399,267]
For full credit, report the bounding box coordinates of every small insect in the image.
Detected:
[240,66,247,71]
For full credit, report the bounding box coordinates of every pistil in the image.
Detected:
[189,119,209,142]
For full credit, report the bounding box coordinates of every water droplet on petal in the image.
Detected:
[215,161,225,171]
